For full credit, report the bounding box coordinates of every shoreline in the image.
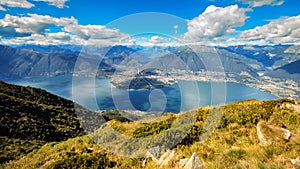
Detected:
[1,72,298,100]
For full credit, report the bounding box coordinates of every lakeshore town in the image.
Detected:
[108,69,299,100]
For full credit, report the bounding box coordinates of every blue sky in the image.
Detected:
[0,0,299,46]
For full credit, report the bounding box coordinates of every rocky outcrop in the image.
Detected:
[281,102,300,115]
[257,121,292,146]
[257,122,273,146]
[142,149,204,168]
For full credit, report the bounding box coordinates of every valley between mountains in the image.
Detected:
[0,44,299,99]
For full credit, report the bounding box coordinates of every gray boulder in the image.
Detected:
[281,128,292,140]
[142,148,179,167]
[142,146,161,167]
[184,153,205,169]
[158,150,178,166]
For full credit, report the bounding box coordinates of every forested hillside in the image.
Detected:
[0,81,104,163]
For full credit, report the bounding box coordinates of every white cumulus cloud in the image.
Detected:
[63,24,128,40]
[0,14,130,46]
[47,32,71,41]
[239,15,300,44]
[239,0,284,7]
[137,36,180,47]
[0,14,77,35]
[149,36,168,44]
[0,0,34,10]
[183,5,251,43]
[1,33,76,45]
[33,0,69,8]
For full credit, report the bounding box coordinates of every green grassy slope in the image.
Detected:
[3,98,300,169]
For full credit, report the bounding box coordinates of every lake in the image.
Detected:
[6,75,278,113]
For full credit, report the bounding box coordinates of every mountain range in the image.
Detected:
[266,59,300,83]
[0,44,299,87]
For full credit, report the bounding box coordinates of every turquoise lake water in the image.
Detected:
[6,75,278,113]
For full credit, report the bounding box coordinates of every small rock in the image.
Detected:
[142,149,179,167]
[281,102,300,114]
[281,128,291,140]
[291,157,300,166]
[293,105,300,114]
[231,146,241,150]
[184,153,204,169]
[145,146,160,163]
[158,150,177,166]
[142,158,149,167]
[286,104,293,109]
[179,158,189,168]
[142,146,161,167]
[87,147,93,153]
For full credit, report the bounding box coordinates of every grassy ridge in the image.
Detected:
[4,99,299,169]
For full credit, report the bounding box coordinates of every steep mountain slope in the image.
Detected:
[0,81,104,163]
[275,60,300,74]
[103,45,136,65]
[265,59,300,82]
[145,47,259,77]
[0,45,77,77]
[221,45,300,69]
[0,45,115,78]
